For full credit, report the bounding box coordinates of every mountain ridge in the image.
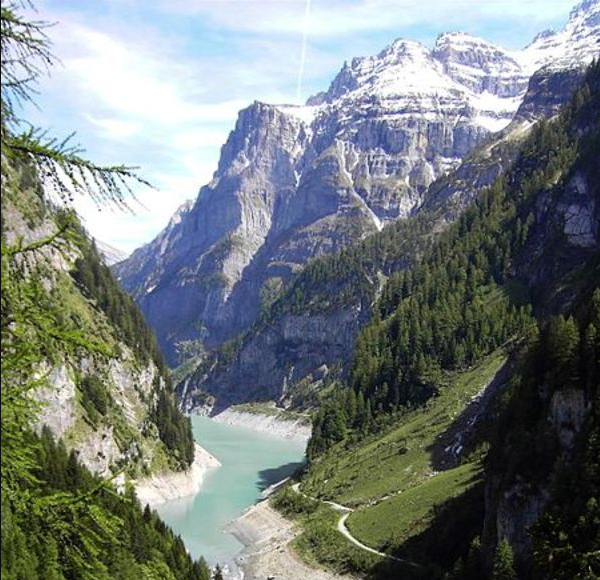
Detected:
[115,0,599,368]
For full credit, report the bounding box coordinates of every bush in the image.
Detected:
[272,486,319,517]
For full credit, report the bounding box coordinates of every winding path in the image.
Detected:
[291,483,414,565]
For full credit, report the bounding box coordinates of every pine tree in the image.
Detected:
[492,540,517,580]
[545,316,580,388]
[37,536,66,580]
[345,388,357,424]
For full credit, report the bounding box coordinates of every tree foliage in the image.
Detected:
[492,541,517,580]
[1,428,210,580]
[1,3,204,578]
[68,222,195,470]
[1,2,150,207]
[307,60,600,459]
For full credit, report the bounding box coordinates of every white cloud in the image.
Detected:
[29,14,246,250]
[73,167,217,253]
[171,129,231,151]
[85,115,140,140]
[56,25,244,125]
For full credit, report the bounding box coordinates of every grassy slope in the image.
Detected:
[286,350,507,575]
[303,349,505,505]
[290,503,384,574]
[347,461,480,552]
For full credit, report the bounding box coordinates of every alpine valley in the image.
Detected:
[114,1,599,579]
[1,1,599,580]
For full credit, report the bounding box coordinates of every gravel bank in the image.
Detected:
[229,499,353,580]
[134,443,221,507]
[212,407,311,442]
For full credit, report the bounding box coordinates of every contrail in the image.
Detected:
[296,0,312,104]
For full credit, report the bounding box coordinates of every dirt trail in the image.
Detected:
[291,483,408,564]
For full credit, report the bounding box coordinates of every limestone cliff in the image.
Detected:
[115,1,600,366]
[2,158,195,482]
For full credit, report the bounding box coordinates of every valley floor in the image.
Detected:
[231,499,353,580]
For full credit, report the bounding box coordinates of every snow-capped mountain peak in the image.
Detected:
[95,239,128,266]
[520,0,599,72]
[433,32,525,98]
[116,1,600,365]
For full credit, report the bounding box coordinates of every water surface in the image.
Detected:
[156,415,306,567]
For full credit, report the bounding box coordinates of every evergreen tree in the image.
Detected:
[1,4,210,579]
[491,541,517,580]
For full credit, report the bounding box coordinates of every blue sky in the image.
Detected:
[25,0,577,253]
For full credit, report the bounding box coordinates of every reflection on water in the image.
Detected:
[155,416,306,570]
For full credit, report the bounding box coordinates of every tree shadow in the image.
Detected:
[366,482,485,580]
[426,360,512,471]
[256,460,305,492]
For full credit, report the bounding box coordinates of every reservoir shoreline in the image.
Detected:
[211,405,312,442]
[153,414,307,573]
[134,442,221,507]
[212,410,350,579]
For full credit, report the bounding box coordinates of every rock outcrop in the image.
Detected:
[1,159,195,483]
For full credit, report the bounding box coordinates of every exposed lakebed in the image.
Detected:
[155,415,306,568]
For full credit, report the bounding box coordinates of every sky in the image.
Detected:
[23,0,578,254]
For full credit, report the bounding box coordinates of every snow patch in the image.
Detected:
[276,104,321,124]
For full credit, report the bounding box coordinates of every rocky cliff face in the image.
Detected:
[116,0,599,369]
[483,381,594,569]
[480,94,599,572]
[180,61,598,409]
[1,164,187,480]
[180,296,371,408]
[514,166,599,314]
[34,352,159,476]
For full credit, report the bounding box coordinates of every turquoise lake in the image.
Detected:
[155,415,306,567]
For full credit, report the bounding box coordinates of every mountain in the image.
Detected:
[179,64,595,411]
[115,0,600,366]
[176,12,598,411]
[1,159,195,481]
[520,0,600,72]
[95,238,128,265]
[272,60,600,580]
